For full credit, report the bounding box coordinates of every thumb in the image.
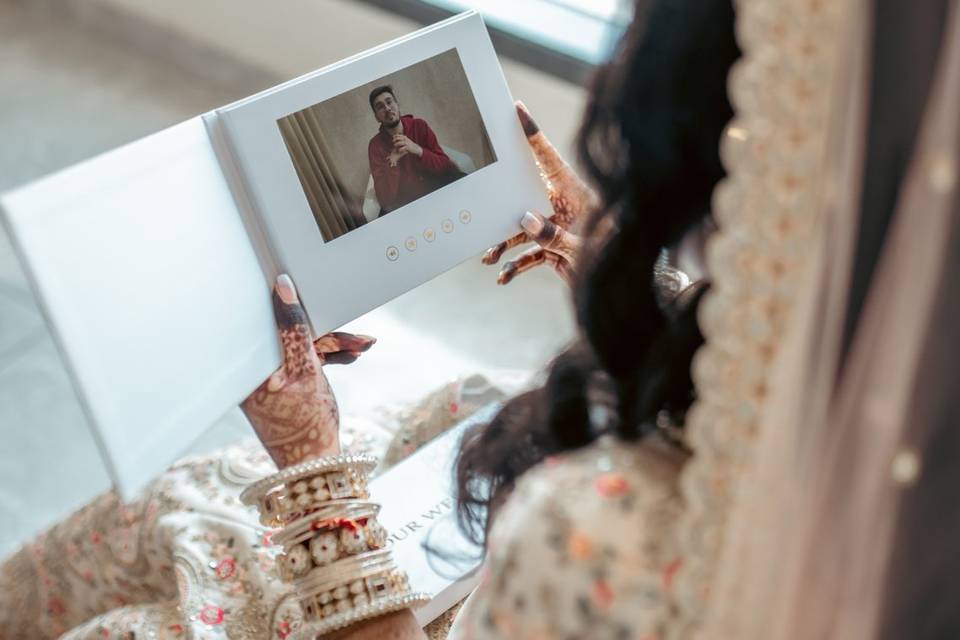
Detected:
[273,274,319,378]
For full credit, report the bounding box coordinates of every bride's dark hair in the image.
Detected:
[454,0,740,546]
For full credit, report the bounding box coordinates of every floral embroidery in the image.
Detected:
[215,557,237,580]
[567,533,593,560]
[48,596,66,617]
[592,579,615,611]
[662,558,683,592]
[199,604,225,625]
[460,437,684,639]
[595,473,631,498]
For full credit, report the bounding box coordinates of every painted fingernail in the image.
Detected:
[520,211,544,235]
[516,102,539,137]
[497,262,516,285]
[482,245,504,265]
[276,274,298,304]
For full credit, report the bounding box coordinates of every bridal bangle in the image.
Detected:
[241,453,377,527]
[242,454,430,637]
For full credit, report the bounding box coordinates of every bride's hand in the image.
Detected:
[482,101,597,285]
[241,274,375,469]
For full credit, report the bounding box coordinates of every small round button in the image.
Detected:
[404,236,418,251]
[458,209,472,224]
[385,246,399,261]
[423,228,436,242]
[441,219,455,233]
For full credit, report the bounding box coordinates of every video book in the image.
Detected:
[0,11,550,500]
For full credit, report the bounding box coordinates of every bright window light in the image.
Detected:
[420,0,631,64]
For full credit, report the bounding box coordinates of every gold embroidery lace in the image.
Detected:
[666,0,851,636]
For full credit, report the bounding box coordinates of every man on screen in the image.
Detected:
[367,85,464,215]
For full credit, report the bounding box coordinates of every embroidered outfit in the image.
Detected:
[448,436,686,640]
[0,377,504,640]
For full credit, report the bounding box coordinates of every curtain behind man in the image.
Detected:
[278,109,366,242]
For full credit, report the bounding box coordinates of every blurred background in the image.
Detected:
[0,0,628,556]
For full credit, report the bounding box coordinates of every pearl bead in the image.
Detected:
[333,585,349,600]
[927,152,957,194]
[892,448,921,485]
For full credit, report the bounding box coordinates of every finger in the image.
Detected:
[324,351,362,366]
[520,211,582,263]
[273,274,319,377]
[314,332,376,356]
[481,230,530,265]
[497,246,544,285]
[515,101,596,223]
[497,246,570,285]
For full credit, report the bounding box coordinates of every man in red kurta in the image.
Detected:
[367,85,464,215]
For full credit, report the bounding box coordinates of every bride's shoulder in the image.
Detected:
[455,435,686,639]
[506,434,685,516]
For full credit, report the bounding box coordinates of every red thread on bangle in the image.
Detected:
[310,517,369,532]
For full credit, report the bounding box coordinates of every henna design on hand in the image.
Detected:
[496,246,572,285]
[242,276,375,469]
[494,211,582,284]
[482,102,598,283]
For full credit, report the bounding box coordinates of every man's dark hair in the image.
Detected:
[368,85,396,111]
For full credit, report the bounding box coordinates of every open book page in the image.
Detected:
[0,117,281,500]
[369,402,496,624]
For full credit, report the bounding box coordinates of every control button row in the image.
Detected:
[385,210,471,261]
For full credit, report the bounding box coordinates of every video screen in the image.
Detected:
[277,49,497,242]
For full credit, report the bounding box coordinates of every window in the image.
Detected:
[429,0,630,64]
[359,0,633,83]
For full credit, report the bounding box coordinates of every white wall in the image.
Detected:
[84,0,586,157]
